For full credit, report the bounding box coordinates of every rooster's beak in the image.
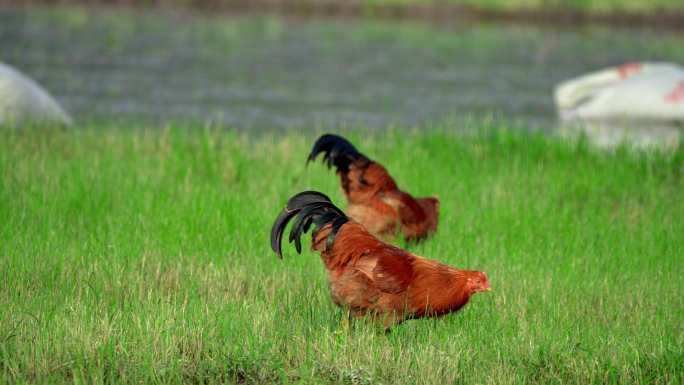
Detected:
[484,287,493,292]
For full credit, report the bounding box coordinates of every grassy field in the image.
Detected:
[1,123,683,384]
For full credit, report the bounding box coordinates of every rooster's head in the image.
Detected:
[467,271,492,294]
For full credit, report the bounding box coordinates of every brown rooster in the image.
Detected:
[307,134,439,242]
[271,191,490,329]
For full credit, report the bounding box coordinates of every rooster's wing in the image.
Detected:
[354,248,414,295]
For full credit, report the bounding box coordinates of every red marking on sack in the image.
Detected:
[664,80,684,103]
[616,63,642,79]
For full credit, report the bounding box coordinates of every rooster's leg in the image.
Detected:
[380,311,405,331]
[338,308,355,333]
[343,309,351,330]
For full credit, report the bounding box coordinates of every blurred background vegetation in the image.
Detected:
[7,0,684,15]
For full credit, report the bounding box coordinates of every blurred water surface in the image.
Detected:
[2,6,684,130]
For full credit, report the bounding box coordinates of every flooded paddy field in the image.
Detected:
[2,6,684,131]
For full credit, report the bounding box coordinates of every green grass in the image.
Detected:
[1,123,683,384]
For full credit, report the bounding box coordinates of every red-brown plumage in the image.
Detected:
[271,191,489,329]
[308,134,439,242]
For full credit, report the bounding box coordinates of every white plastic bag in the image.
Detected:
[0,62,72,125]
[555,62,684,122]
[555,62,684,149]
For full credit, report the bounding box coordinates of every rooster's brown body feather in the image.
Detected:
[308,134,439,242]
[271,192,489,328]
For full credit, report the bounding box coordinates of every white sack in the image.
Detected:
[0,62,72,125]
[555,62,684,122]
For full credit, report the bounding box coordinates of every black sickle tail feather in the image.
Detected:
[270,191,349,258]
[306,134,370,173]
